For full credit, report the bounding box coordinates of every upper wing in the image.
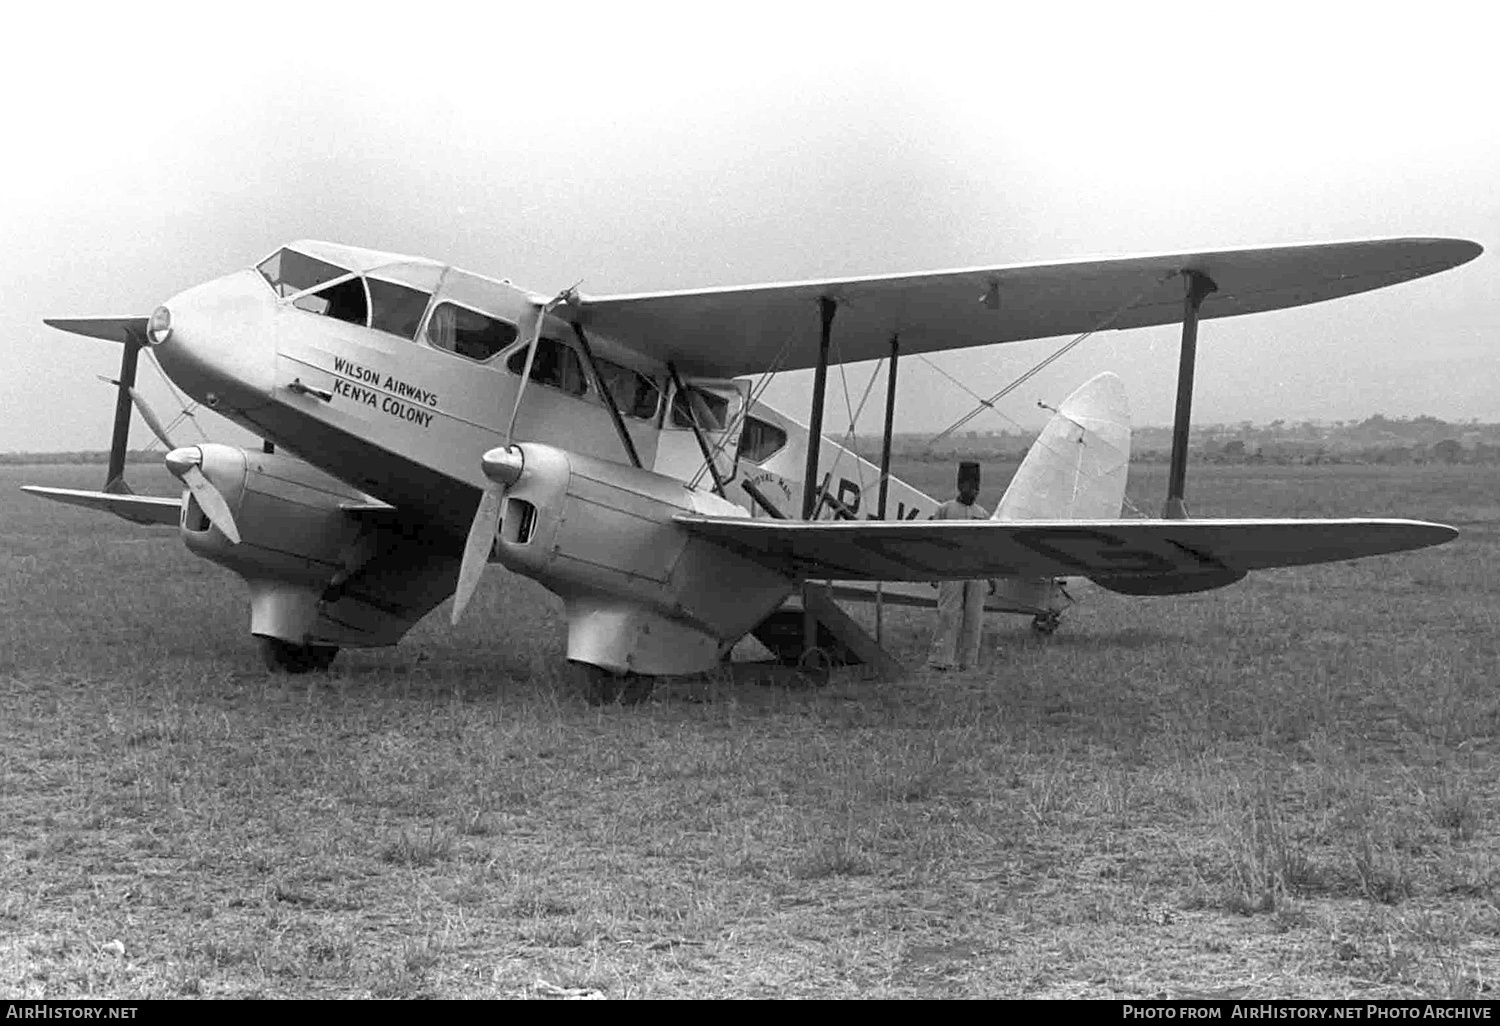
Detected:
[22,486,181,527]
[673,516,1456,588]
[565,238,1481,377]
[43,317,148,345]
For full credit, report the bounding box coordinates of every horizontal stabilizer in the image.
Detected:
[674,515,1456,585]
[22,485,180,527]
[43,317,149,345]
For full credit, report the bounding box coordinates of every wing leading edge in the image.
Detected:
[565,238,1481,377]
[22,486,181,526]
[672,515,1456,587]
[42,317,149,345]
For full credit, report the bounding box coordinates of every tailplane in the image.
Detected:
[993,371,1130,522]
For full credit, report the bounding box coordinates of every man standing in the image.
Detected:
[927,461,991,671]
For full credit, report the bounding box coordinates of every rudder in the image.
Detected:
[993,372,1130,522]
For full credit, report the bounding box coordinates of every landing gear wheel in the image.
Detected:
[1031,612,1062,636]
[259,637,340,674]
[573,663,656,706]
[796,646,833,686]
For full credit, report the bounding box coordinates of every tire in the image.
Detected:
[259,637,340,674]
[572,662,656,706]
[796,646,832,686]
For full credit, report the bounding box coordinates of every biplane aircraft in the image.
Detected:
[25,236,1480,699]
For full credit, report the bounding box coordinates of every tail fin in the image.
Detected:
[993,372,1130,522]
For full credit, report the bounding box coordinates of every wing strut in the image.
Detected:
[1163,270,1217,518]
[875,333,900,645]
[571,321,642,469]
[666,363,728,497]
[798,297,839,660]
[801,296,838,519]
[876,334,900,521]
[105,326,146,492]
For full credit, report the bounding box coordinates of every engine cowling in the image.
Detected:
[492,443,795,675]
[177,443,374,644]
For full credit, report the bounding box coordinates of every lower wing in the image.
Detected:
[21,486,181,527]
[673,516,1456,592]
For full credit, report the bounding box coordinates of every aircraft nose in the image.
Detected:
[150,268,277,411]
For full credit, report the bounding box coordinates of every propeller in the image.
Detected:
[165,447,242,544]
[451,292,571,625]
[129,386,178,450]
[450,446,525,624]
[119,381,242,545]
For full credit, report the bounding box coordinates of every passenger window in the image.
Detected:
[427,302,518,361]
[292,277,368,326]
[738,415,788,463]
[595,359,661,420]
[368,279,431,340]
[671,387,729,431]
[258,248,348,298]
[506,337,589,397]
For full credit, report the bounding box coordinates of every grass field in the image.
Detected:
[2,460,1497,999]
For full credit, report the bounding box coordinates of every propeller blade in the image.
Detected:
[451,446,527,625]
[182,466,242,544]
[164,447,241,544]
[451,483,504,625]
[127,386,176,449]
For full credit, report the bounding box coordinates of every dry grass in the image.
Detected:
[1,461,1498,998]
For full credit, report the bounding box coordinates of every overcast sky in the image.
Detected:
[2,3,1495,452]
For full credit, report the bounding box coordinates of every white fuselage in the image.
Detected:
[151,242,942,537]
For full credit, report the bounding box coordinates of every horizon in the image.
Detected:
[7,409,1495,460]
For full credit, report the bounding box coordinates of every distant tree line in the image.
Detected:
[9,413,1500,467]
[862,414,1500,466]
[0,450,161,466]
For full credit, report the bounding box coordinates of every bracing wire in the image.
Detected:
[687,330,797,491]
[925,272,1177,449]
[138,350,208,450]
[826,345,885,503]
[917,354,1027,434]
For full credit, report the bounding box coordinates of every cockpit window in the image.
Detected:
[427,302,517,362]
[506,337,588,397]
[291,277,368,326]
[257,248,348,298]
[595,359,661,420]
[737,415,788,463]
[368,279,431,340]
[671,386,730,431]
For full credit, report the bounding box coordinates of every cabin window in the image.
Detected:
[506,337,589,397]
[671,386,730,431]
[738,415,788,463]
[427,302,518,361]
[368,279,431,340]
[257,248,348,298]
[595,359,661,420]
[291,276,368,326]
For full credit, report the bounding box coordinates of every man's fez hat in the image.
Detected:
[957,461,981,487]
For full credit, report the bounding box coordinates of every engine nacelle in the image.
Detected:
[494,443,795,675]
[177,443,374,644]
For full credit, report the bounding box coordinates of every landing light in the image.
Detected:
[147,306,172,346]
